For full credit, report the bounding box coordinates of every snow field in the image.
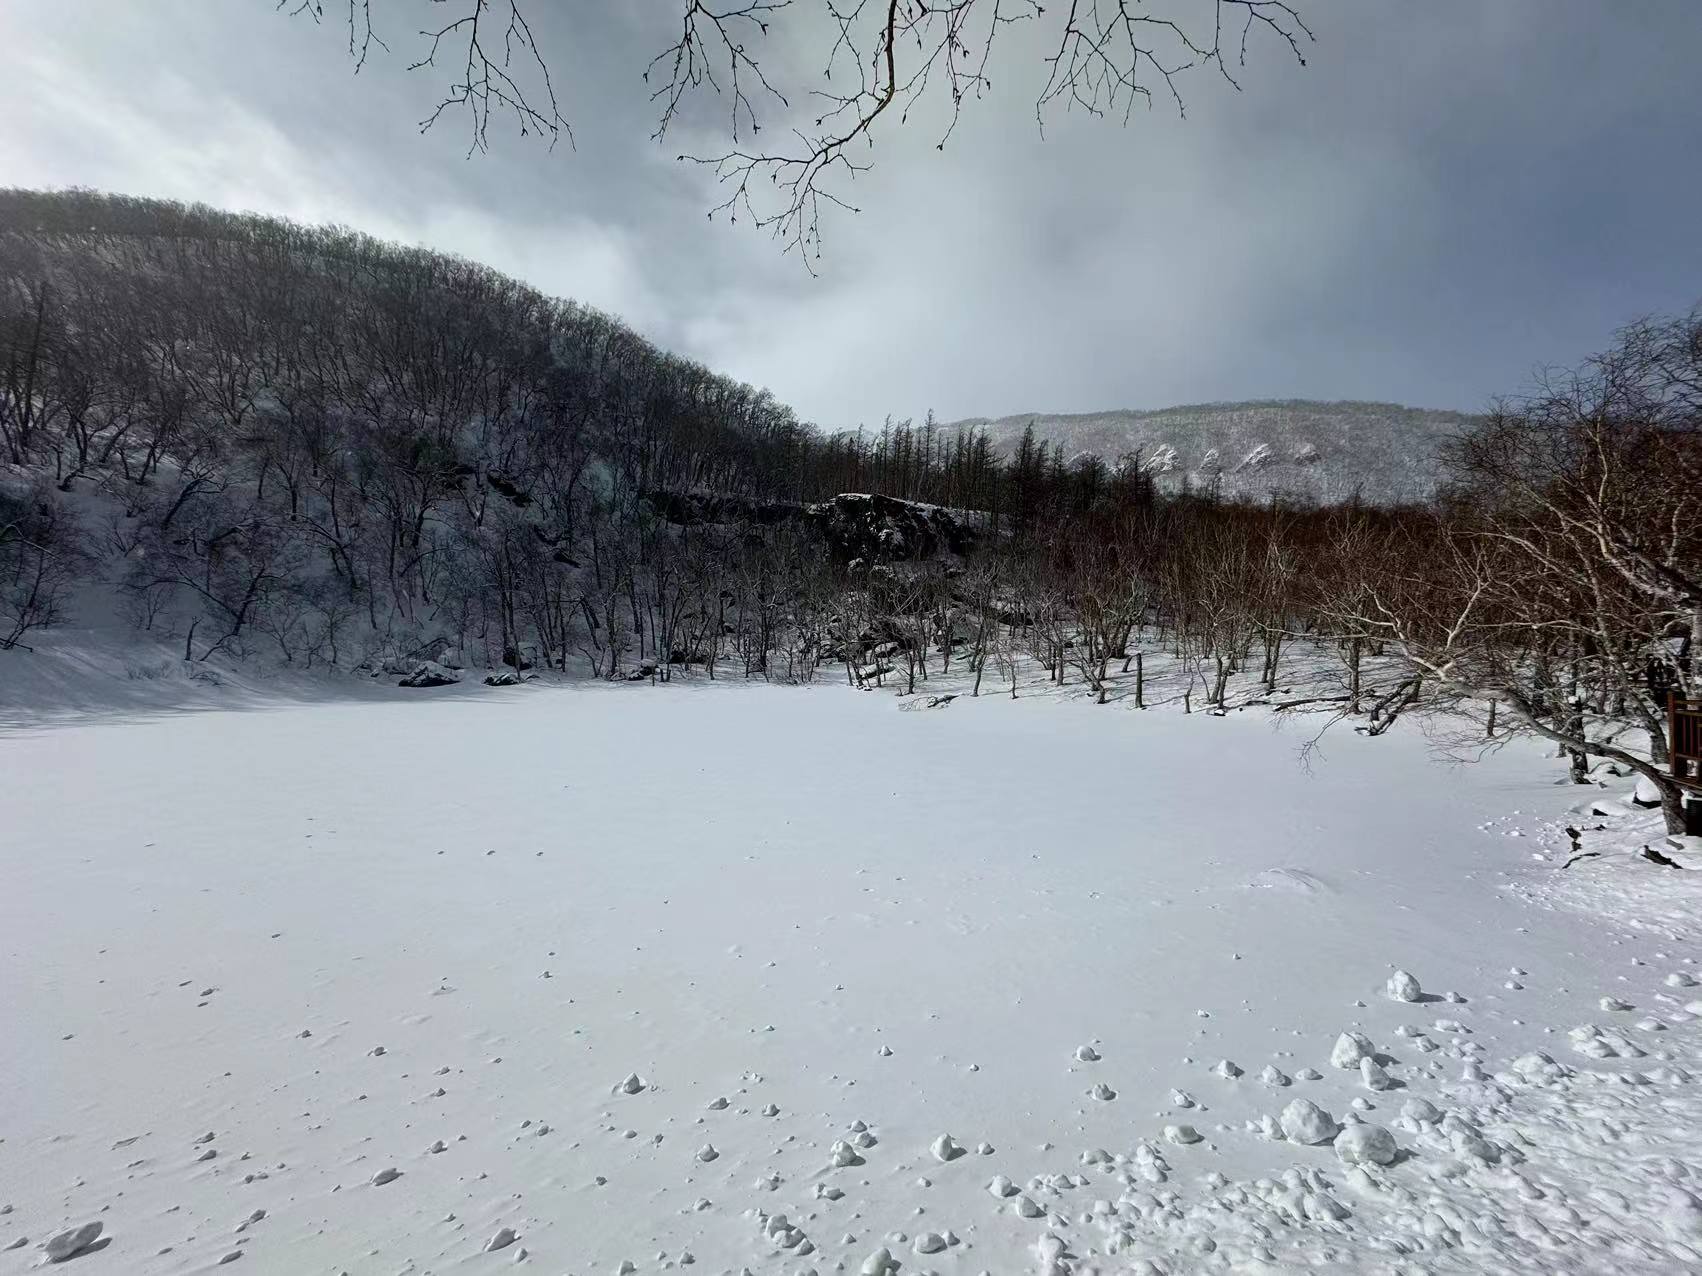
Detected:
[2,681,1701,1272]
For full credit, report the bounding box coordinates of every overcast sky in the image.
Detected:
[1,2,1698,428]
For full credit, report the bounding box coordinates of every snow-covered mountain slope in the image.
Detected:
[948,400,1480,505]
[5,675,1701,1273]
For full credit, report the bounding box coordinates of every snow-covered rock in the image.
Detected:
[397,661,461,688]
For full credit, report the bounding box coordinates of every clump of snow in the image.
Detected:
[43,1223,103,1263]
[1401,1097,1442,1125]
[1360,1057,1393,1091]
[1330,1031,1375,1069]
[1384,969,1421,1002]
[1334,1123,1397,1166]
[829,1140,863,1168]
[1279,1099,1341,1145]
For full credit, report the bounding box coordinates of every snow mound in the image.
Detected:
[1246,867,1330,895]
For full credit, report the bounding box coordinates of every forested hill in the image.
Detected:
[0,186,821,501]
[948,400,1479,505]
[0,189,1044,676]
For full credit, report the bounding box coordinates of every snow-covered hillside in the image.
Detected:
[4,676,1702,1273]
[947,401,1479,505]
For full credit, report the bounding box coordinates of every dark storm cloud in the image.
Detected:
[2,2,1698,428]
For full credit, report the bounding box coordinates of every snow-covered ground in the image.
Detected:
[4,680,1702,1273]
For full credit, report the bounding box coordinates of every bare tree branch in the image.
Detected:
[281,1,1312,260]
[282,0,570,154]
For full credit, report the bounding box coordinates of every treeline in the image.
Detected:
[1,190,1697,830]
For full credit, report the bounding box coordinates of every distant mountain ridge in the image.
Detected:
[945,399,1480,505]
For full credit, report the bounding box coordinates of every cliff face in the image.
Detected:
[644,491,981,563]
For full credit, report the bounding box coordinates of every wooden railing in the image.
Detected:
[1672,692,1702,791]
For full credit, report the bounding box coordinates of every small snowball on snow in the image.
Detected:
[1360,1057,1394,1091]
[1163,1124,1202,1146]
[861,1247,899,1275]
[1015,1195,1045,1219]
[1279,1099,1341,1145]
[1666,971,1699,989]
[485,1227,518,1253]
[1075,1044,1100,1062]
[1259,1065,1291,1087]
[1330,1032,1375,1069]
[695,1144,718,1162]
[1296,1067,1323,1081]
[1334,1123,1398,1166]
[618,1072,647,1094]
[370,1167,401,1186]
[1088,1082,1116,1101]
[1385,970,1422,1003]
[1213,1059,1242,1079]
[913,1233,947,1255]
[987,1175,1017,1198]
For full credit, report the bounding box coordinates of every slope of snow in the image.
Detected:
[3,683,1701,1273]
[946,400,1478,505]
